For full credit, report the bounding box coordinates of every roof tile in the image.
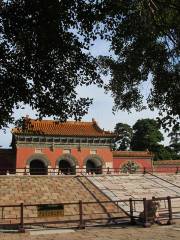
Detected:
[113,150,152,157]
[12,118,115,138]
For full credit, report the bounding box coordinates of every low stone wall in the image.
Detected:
[153,160,180,173]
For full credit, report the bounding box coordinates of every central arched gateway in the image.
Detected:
[56,154,77,175]
[26,154,50,175]
[84,155,103,174]
[30,159,47,175]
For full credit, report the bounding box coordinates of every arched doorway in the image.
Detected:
[85,157,102,174]
[30,159,47,175]
[59,160,75,175]
[57,154,77,175]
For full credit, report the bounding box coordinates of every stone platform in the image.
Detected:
[88,173,180,216]
[0,175,126,228]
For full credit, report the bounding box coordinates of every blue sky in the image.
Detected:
[0,39,170,148]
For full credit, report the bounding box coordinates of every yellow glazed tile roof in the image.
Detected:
[12,117,115,138]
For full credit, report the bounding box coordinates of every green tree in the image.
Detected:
[152,145,173,160]
[164,146,180,160]
[168,126,180,158]
[131,119,164,151]
[114,123,133,150]
[0,0,102,129]
[99,0,180,129]
[0,1,179,129]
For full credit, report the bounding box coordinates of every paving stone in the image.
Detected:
[88,174,180,215]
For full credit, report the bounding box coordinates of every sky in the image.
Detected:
[0,39,170,148]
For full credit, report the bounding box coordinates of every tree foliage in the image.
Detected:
[0,0,102,129]
[114,118,180,160]
[114,123,132,150]
[152,145,173,160]
[131,118,164,151]
[99,0,180,129]
[168,126,180,158]
[0,0,179,129]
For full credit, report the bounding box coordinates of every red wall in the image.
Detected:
[17,145,180,173]
[113,157,153,170]
[16,146,113,168]
[153,166,179,173]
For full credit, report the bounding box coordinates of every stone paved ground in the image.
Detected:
[88,174,180,215]
[89,174,180,200]
[1,221,180,240]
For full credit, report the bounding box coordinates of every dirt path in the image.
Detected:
[0,221,180,240]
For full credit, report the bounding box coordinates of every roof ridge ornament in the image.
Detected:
[92,118,96,123]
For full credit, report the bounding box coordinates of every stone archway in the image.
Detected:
[29,159,47,175]
[84,155,104,174]
[26,154,50,175]
[56,154,77,175]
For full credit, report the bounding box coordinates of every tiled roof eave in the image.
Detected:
[113,156,151,158]
[154,160,180,165]
[12,119,116,138]
[113,151,153,157]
